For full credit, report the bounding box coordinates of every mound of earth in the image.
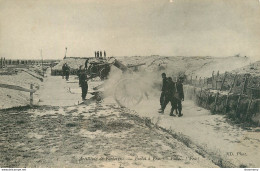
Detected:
[0,66,43,109]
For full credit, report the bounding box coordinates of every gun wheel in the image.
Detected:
[114,78,143,108]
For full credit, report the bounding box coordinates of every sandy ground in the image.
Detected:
[131,99,260,168]
[0,100,217,168]
[1,67,259,168]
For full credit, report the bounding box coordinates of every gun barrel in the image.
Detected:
[113,59,128,72]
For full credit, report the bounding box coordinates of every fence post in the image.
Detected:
[30,84,33,106]
[224,74,237,114]
[235,74,250,118]
[215,71,219,90]
[220,72,227,91]
[212,71,215,89]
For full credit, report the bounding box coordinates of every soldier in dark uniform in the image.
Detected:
[64,63,70,81]
[78,68,88,100]
[62,63,66,79]
[159,77,177,116]
[85,59,89,69]
[176,77,184,117]
[159,73,167,111]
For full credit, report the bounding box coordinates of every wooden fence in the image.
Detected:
[185,71,260,99]
[184,71,260,124]
[0,83,36,106]
[0,57,59,69]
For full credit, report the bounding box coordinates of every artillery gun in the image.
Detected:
[90,57,146,108]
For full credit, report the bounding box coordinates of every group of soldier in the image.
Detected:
[95,51,106,58]
[159,73,184,117]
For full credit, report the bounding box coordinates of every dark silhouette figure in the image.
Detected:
[159,77,177,116]
[176,77,184,117]
[78,68,88,100]
[100,51,102,58]
[85,59,89,69]
[159,73,167,110]
[104,51,106,58]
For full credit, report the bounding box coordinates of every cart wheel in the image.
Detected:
[99,67,110,80]
[114,78,143,108]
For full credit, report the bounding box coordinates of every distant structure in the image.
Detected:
[64,47,67,59]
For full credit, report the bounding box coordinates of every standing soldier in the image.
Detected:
[97,51,99,58]
[62,63,66,79]
[95,51,97,57]
[100,51,102,58]
[104,51,106,58]
[78,68,88,100]
[85,58,89,69]
[65,63,70,81]
[159,73,167,111]
[176,76,184,117]
[159,77,177,116]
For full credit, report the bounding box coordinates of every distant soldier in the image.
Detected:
[159,73,167,111]
[100,51,102,58]
[104,51,106,58]
[62,63,66,79]
[159,77,177,116]
[78,68,88,100]
[97,51,99,58]
[95,51,97,57]
[175,77,184,117]
[64,63,70,81]
[85,58,89,69]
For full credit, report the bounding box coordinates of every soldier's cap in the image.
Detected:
[161,73,166,76]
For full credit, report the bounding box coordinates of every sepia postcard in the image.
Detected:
[0,0,260,169]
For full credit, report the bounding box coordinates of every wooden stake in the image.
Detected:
[30,84,33,106]
[213,91,219,113]
[220,72,227,91]
[235,74,250,117]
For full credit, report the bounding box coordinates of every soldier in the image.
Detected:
[100,51,102,58]
[176,76,184,117]
[159,73,167,111]
[97,51,99,58]
[64,63,70,81]
[104,51,106,58]
[159,77,177,116]
[78,68,88,100]
[85,58,89,69]
[62,63,66,79]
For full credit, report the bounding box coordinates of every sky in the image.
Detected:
[0,0,260,60]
